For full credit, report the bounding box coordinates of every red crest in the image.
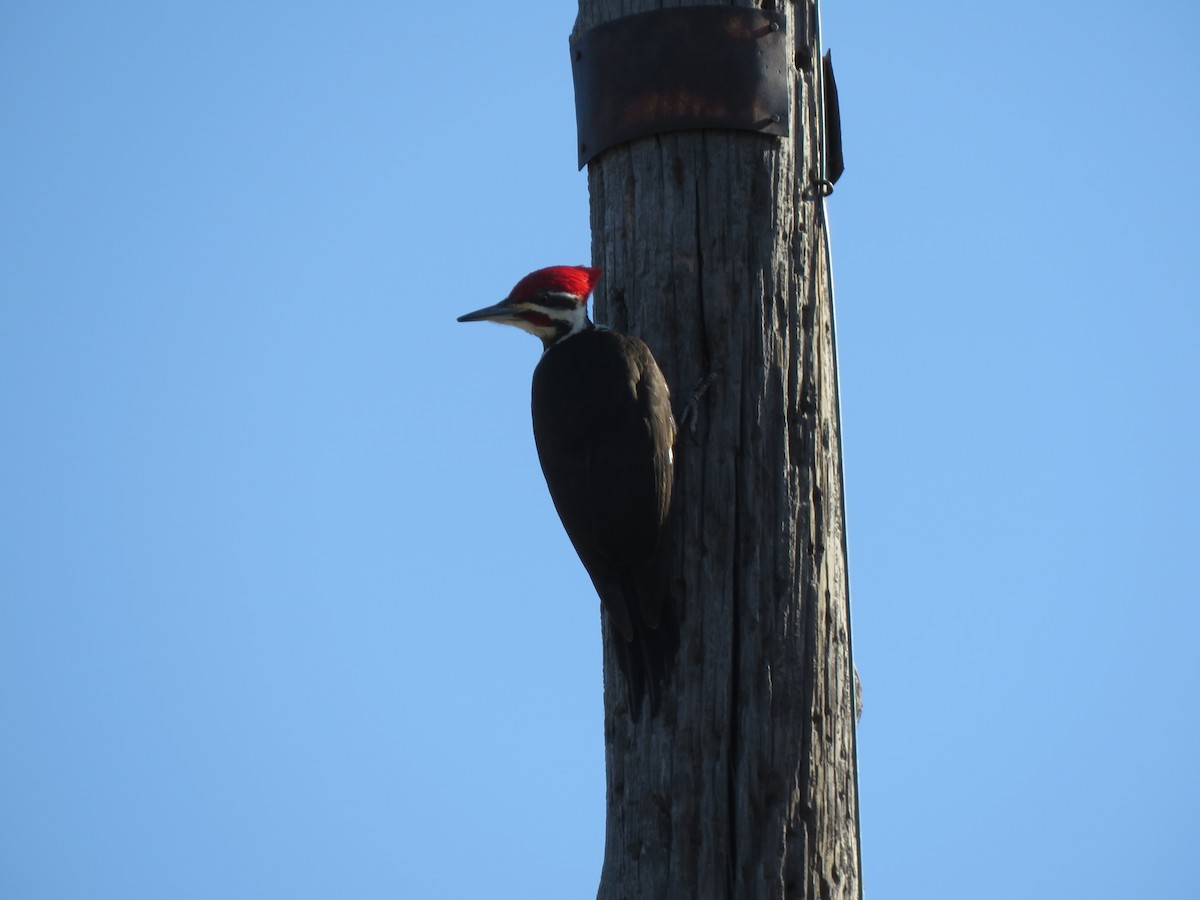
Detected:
[509,266,601,302]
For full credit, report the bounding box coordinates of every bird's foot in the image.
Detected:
[678,370,718,437]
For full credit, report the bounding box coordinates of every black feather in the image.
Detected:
[531,326,677,714]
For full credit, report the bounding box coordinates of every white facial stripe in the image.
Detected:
[558,303,589,337]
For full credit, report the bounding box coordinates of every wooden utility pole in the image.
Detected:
[572,2,860,899]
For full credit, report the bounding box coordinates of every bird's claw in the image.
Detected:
[678,370,717,437]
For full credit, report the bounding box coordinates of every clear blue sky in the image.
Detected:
[2,2,1197,898]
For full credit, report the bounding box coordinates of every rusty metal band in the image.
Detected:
[570,7,789,169]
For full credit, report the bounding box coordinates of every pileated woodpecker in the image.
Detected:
[457,265,676,712]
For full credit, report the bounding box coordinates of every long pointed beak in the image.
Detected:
[457,300,516,323]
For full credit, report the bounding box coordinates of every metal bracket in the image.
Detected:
[821,50,845,187]
[570,7,789,169]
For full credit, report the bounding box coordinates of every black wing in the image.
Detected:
[531,329,674,640]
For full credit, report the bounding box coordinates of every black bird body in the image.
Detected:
[532,326,674,643]
[457,265,677,713]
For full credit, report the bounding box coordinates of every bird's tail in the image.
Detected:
[612,570,678,720]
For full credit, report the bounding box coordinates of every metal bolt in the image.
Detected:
[770,22,780,32]
[771,113,782,124]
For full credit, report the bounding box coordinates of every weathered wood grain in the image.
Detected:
[574,2,860,899]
